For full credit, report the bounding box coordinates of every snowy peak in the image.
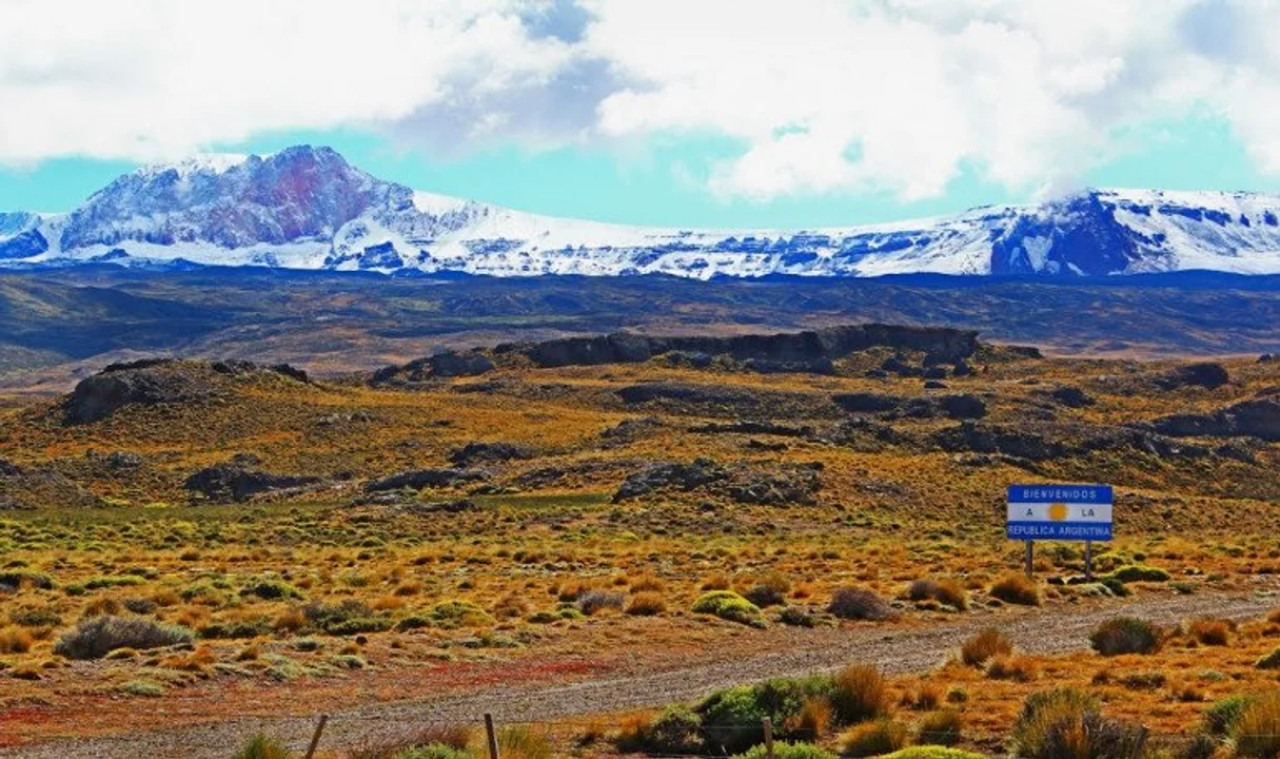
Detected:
[1,146,1278,279]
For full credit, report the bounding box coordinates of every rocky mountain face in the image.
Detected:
[3,145,1280,278]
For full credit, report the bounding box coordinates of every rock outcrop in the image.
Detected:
[183,455,322,503]
[1146,398,1279,442]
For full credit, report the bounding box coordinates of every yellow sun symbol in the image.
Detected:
[1048,503,1069,521]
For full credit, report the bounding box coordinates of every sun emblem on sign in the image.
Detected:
[1048,502,1069,521]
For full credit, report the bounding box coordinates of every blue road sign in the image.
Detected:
[1006,484,1113,541]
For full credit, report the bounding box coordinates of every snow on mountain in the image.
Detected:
[2,145,1279,279]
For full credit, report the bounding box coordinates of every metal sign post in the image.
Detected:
[1007,484,1114,577]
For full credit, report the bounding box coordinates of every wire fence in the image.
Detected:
[255,710,1266,759]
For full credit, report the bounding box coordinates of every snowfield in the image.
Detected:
[3,146,1279,279]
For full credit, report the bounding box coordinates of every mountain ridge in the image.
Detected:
[2,145,1279,279]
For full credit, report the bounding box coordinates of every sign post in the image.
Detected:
[1007,484,1113,578]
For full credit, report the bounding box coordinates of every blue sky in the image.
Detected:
[3,2,1279,228]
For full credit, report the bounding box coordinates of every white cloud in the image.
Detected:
[2,0,1280,200]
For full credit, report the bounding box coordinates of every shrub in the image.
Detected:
[424,601,494,629]
[231,735,292,759]
[1090,617,1161,656]
[240,579,303,601]
[349,725,472,759]
[1232,691,1280,759]
[907,579,968,611]
[617,705,702,754]
[391,746,469,759]
[989,574,1040,606]
[960,627,1012,666]
[496,725,552,759]
[829,665,888,725]
[53,615,194,660]
[1202,695,1254,736]
[881,750,985,759]
[698,678,832,754]
[779,607,815,627]
[790,697,832,740]
[1009,688,1142,759]
[692,591,763,626]
[0,570,54,590]
[986,655,1039,682]
[199,617,273,639]
[120,680,165,697]
[1257,648,1280,670]
[576,590,625,616]
[743,580,789,608]
[10,608,61,627]
[732,741,837,759]
[916,709,963,746]
[1187,618,1231,646]
[827,587,893,621]
[839,720,908,757]
[626,592,667,616]
[0,626,33,654]
[1107,565,1171,583]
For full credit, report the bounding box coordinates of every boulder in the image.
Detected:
[1156,362,1229,390]
[1050,386,1094,408]
[1147,398,1280,442]
[183,458,322,503]
[364,468,487,493]
[63,362,215,424]
[449,442,533,467]
[614,458,728,501]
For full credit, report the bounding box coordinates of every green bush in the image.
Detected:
[231,735,292,759]
[880,749,985,759]
[1202,695,1254,736]
[240,579,303,600]
[199,618,273,639]
[1089,617,1161,656]
[840,720,908,757]
[1107,565,1171,583]
[732,741,837,759]
[1257,649,1280,670]
[53,615,194,660]
[692,591,764,626]
[697,677,832,754]
[425,600,494,629]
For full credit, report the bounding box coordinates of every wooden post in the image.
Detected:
[484,713,500,759]
[1131,725,1148,759]
[1025,540,1034,577]
[303,714,328,759]
[1084,540,1094,581]
[762,716,775,759]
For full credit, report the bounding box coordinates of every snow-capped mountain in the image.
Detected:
[3,145,1279,278]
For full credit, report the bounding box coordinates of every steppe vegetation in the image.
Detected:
[0,326,1274,756]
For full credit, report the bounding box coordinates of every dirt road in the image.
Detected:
[6,588,1276,759]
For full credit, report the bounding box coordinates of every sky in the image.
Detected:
[2,0,1280,228]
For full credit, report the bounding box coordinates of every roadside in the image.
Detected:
[4,585,1276,759]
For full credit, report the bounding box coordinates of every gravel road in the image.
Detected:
[7,588,1276,759]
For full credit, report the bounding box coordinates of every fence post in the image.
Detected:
[1131,725,1148,759]
[485,713,501,759]
[303,714,328,759]
[763,716,775,759]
